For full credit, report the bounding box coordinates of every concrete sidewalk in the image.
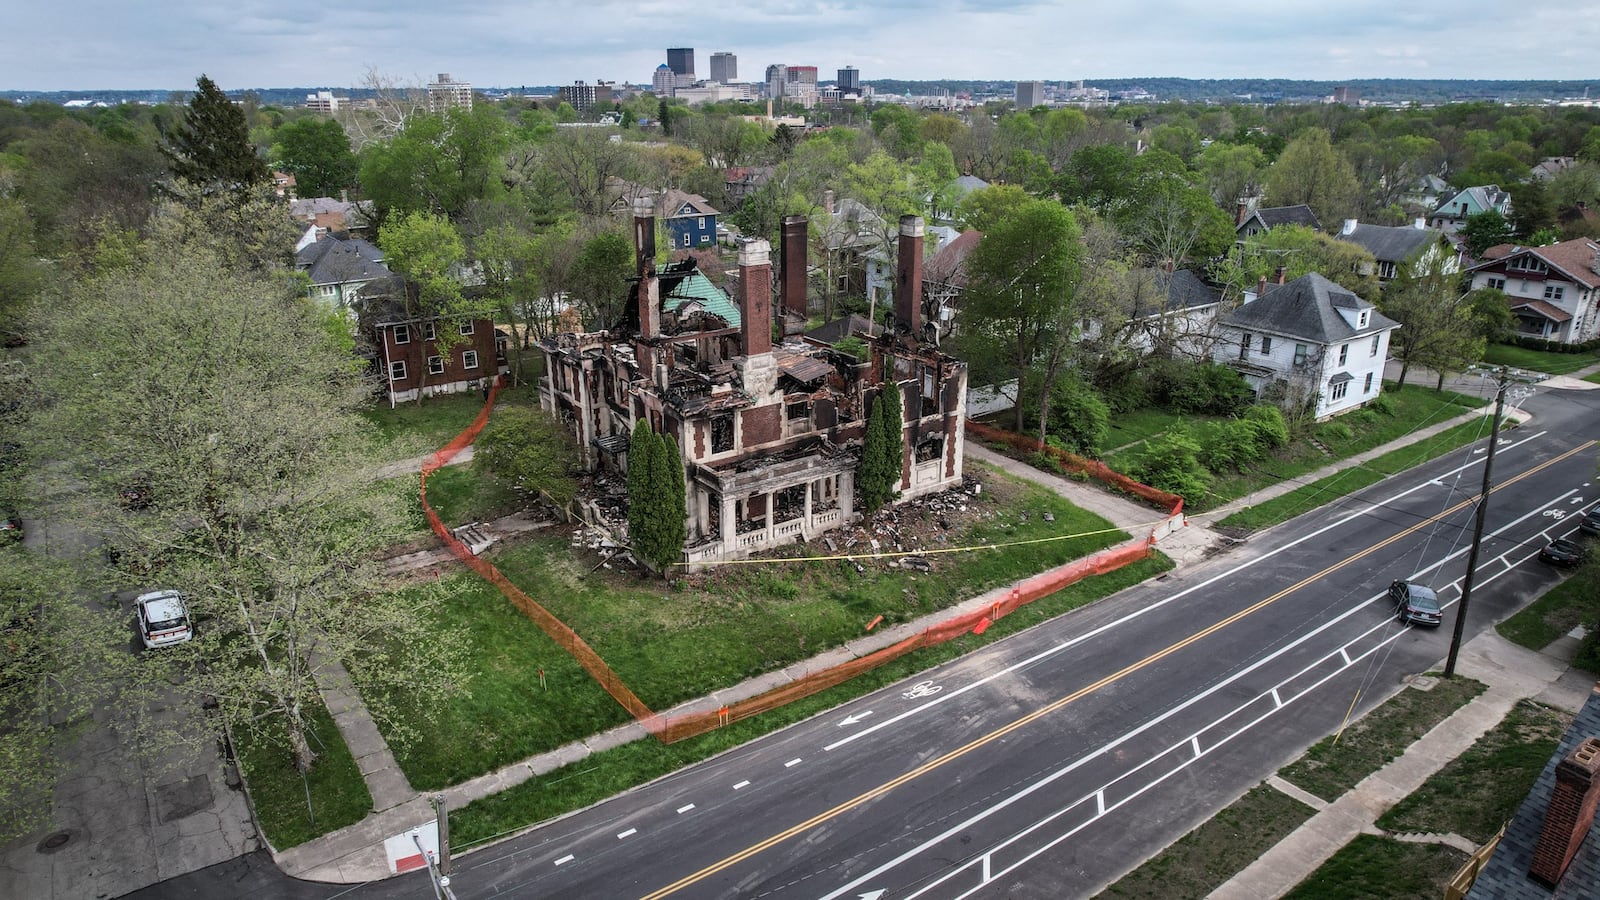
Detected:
[1209,630,1595,900]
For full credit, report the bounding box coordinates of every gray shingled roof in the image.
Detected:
[295,236,391,287]
[1221,272,1397,343]
[1252,205,1322,231]
[1467,685,1600,899]
[1337,223,1442,264]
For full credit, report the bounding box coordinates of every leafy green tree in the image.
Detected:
[1131,426,1211,505]
[1264,128,1360,223]
[570,230,635,332]
[357,106,510,222]
[473,406,581,511]
[860,383,903,513]
[1196,141,1267,207]
[1458,209,1515,257]
[0,198,45,343]
[954,183,1031,232]
[24,219,465,777]
[1212,224,1379,301]
[1380,249,1484,388]
[378,210,474,400]
[271,117,357,198]
[162,74,269,197]
[960,200,1083,431]
[1507,179,1555,239]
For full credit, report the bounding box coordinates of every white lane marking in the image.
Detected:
[821,492,1571,900]
[677,804,695,814]
[733,780,750,790]
[617,828,636,839]
[554,854,574,866]
[838,710,874,726]
[824,432,1549,754]
[784,758,803,768]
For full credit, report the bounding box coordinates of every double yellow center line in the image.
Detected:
[640,440,1595,898]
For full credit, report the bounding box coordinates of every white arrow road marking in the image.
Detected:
[858,891,886,900]
[838,711,874,727]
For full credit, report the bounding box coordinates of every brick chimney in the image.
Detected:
[781,215,808,318]
[1235,199,1249,227]
[896,215,924,338]
[633,197,659,339]
[1530,736,1600,887]
[738,240,772,357]
[1275,265,1287,284]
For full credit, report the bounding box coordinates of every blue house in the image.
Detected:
[659,190,719,250]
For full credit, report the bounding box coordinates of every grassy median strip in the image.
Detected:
[446,554,1173,848]
[1282,834,1467,900]
[1378,699,1571,843]
[1215,417,1494,532]
[1278,676,1485,802]
[234,700,372,849]
[1097,784,1315,899]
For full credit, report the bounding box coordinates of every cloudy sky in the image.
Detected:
[6,0,1599,91]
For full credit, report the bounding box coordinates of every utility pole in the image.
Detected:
[1443,365,1537,677]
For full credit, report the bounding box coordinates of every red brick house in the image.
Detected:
[372,305,507,406]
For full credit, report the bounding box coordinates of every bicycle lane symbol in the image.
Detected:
[901,680,942,700]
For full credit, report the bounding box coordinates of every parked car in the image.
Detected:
[1390,580,1442,627]
[1538,538,1588,568]
[135,590,193,648]
[1579,508,1600,537]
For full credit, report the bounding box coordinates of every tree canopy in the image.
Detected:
[162,74,269,197]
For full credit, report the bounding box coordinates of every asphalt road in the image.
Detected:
[137,380,1600,900]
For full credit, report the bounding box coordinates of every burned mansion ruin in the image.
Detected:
[538,200,969,569]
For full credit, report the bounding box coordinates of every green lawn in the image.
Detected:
[1099,784,1315,899]
[1497,564,1600,661]
[1482,342,1600,376]
[1102,408,1198,454]
[446,552,1173,848]
[366,465,1141,793]
[233,701,372,849]
[359,384,539,462]
[1216,416,1496,531]
[1278,676,1485,802]
[1378,700,1570,844]
[1189,385,1481,513]
[1282,834,1467,900]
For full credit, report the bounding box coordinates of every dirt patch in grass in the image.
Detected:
[1378,700,1571,844]
[1279,676,1486,802]
[1097,784,1315,899]
[1283,834,1467,900]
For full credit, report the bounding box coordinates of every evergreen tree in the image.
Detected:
[641,434,686,573]
[163,75,268,197]
[661,434,687,560]
[860,382,904,513]
[627,419,658,551]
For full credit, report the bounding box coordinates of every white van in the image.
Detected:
[136,590,193,648]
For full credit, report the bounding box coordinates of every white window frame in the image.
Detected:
[463,350,480,370]
[1239,332,1252,359]
[428,355,445,375]
[1260,335,1272,354]
[1293,343,1309,367]
[1544,284,1565,301]
[389,360,406,381]
[1486,277,1506,291]
[1358,310,1370,328]
[1338,344,1349,366]
[1330,380,1349,401]
[458,321,475,336]
[425,322,438,341]
[393,323,411,344]
[1364,372,1374,394]
[1370,334,1381,356]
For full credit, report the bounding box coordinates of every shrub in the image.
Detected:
[1241,404,1290,449]
[1199,420,1265,472]
[1164,362,1255,416]
[1131,426,1212,505]
[1367,393,1396,416]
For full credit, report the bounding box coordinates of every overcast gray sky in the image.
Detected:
[6,0,1599,91]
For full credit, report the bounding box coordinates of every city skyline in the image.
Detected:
[4,0,1599,92]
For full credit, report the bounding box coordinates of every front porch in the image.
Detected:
[684,445,857,570]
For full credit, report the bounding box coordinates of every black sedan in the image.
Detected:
[1580,508,1600,537]
[1539,538,1588,568]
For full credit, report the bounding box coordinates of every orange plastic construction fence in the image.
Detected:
[415,388,1177,745]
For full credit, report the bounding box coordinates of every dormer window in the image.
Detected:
[1358,310,1371,328]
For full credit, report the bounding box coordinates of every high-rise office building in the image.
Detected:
[652,64,676,96]
[1015,80,1045,109]
[787,65,818,86]
[667,48,695,78]
[427,73,473,112]
[709,52,736,84]
[765,64,788,100]
[837,66,860,94]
